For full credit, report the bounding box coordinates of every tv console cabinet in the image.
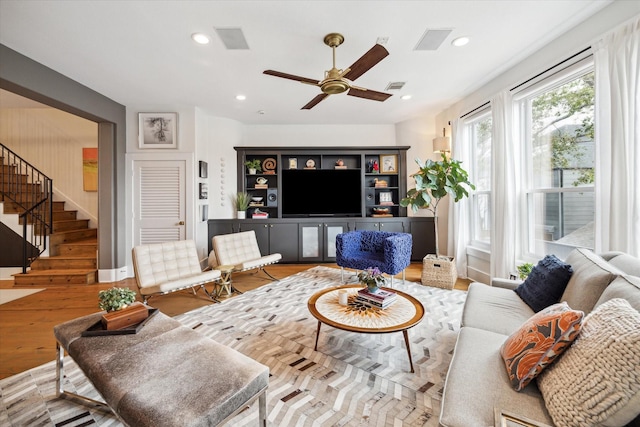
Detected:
[208,217,436,263]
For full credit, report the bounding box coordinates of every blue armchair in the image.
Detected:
[336,230,413,286]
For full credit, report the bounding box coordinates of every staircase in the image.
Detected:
[1,144,98,285]
[11,200,98,285]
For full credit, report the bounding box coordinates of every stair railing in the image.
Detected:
[0,143,53,273]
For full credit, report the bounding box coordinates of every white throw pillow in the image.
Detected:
[538,298,640,427]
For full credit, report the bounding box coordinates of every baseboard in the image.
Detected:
[98,266,129,283]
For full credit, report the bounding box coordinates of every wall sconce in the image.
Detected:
[433,128,451,154]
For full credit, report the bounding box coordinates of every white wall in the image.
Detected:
[0,108,98,222]
[243,124,396,147]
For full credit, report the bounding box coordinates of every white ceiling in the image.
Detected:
[0,0,611,125]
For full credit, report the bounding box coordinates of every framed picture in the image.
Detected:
[199,183,208,200]
[201,204,208,222]
[199,161,208,178]
[139,113,177,149]
[289,158,298,169]
[380,154,398,174]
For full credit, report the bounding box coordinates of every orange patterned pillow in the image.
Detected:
[500,302,584,391]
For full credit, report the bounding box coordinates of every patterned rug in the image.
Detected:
[0,266,466,427]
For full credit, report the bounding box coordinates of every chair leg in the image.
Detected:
[402,269,406,283]
[258,389,267,426]
[341,267,345,283]
[260,267,279,281]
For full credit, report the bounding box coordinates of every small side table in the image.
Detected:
[214,264,240,298]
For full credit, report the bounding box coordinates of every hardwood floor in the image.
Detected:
[0,262,469,380]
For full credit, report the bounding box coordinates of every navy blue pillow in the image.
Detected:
[514,255,573,312]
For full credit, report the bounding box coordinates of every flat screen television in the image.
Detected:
[281,169,362,217]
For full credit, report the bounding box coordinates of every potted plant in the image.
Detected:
[357,267,386,293]
[244,159,262,174]
[233,192,250,219]
[98,287,137,312]
[98,287,148,330]
[517,263,534,280]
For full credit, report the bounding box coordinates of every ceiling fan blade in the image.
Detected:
[302,93,329,110]
[342,44,389,81]
[347,87,392,102]
[263,70,319,86]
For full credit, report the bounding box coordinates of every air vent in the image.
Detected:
[214,28,250,50]
[385,82,406,91]
[414,29,452,51]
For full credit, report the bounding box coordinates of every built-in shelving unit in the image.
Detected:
[235,146,409,219]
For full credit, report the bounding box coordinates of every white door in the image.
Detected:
[133,159,186,245]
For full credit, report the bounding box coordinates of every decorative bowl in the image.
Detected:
[373,207,390,214]
[256,177,268,185]
[252,197,263,202]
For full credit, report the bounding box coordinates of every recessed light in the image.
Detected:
[236,95,246,101]
[401,95,412,100]
[191,33,210,45]
[451,36,470,47]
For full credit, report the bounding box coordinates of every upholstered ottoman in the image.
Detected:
[54,311,268,426]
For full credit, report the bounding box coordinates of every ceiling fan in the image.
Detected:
[263,33,392,110]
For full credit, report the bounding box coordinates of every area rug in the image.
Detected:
[0,288,45,305]
[0,266,466,427]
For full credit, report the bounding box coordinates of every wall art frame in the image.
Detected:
[138,112,177,149]
[380,154,398,174]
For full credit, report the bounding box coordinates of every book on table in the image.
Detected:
[357,288,397,308]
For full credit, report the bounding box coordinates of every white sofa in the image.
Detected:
[208,230,282,279]
[440,249,640,427]
[132,240,220,303]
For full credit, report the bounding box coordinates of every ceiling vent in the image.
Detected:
[414,29,452,51]
[215,27,250,50]
[385,82,406,91]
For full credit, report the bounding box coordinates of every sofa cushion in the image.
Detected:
[538,298,640,427]
[440,327,554,427]
[606,253,640,277]
[514,255,573,312]
[560,248,622,313]
[500,302,583,391]
[462,282,535,336]
[595,275,640,311]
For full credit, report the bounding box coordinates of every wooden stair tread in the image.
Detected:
[19,269,96,275]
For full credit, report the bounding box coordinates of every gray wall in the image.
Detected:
[0,44,126,271]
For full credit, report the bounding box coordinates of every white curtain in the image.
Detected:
[593,17,640,257]
[448,118,471,277]
[490,91,518,278]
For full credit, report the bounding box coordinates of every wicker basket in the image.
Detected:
[421,255,457,289]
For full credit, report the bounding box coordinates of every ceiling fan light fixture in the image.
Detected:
[321,79,349,95]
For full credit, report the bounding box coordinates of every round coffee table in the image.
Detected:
[307,285,425,373]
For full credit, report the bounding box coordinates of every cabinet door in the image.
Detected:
[354,221,380,231]
[238,222,270,255]
[299,223,323,262]
[268,223,299,262]
[378,220,406,233]
[324,222,349,261]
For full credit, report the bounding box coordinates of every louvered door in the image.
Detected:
[133,160,186,245]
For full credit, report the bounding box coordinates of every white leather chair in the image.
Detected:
[132,239,220,303]
[208,230,282,282]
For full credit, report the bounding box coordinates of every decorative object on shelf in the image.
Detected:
[335,159,347,169]
[244,159,262,174]
[199,160,208,178]
[251,197,263,202]
[98,287,148,330]
[374,178,388,188]
[199,182,208,199]
[357,267,386,293]
[289,158,298,169]
[262,158,277,174]
[372,207,390,215]
[305,159,316,169]
[380,154,398,174]
[401,152,475,258]
[372,159,379,173]
[252,208,269,219]
[255,176,268,189]
[379,191,393,205]
[232,192,250,219]
[138,112,177,149]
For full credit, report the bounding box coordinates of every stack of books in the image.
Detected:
[252,210,269,219]
[356,288,397,309]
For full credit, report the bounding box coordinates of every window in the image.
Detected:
[517,61,595,259]
[466,110,492,248]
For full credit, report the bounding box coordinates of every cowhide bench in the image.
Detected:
[54,311,269,426]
